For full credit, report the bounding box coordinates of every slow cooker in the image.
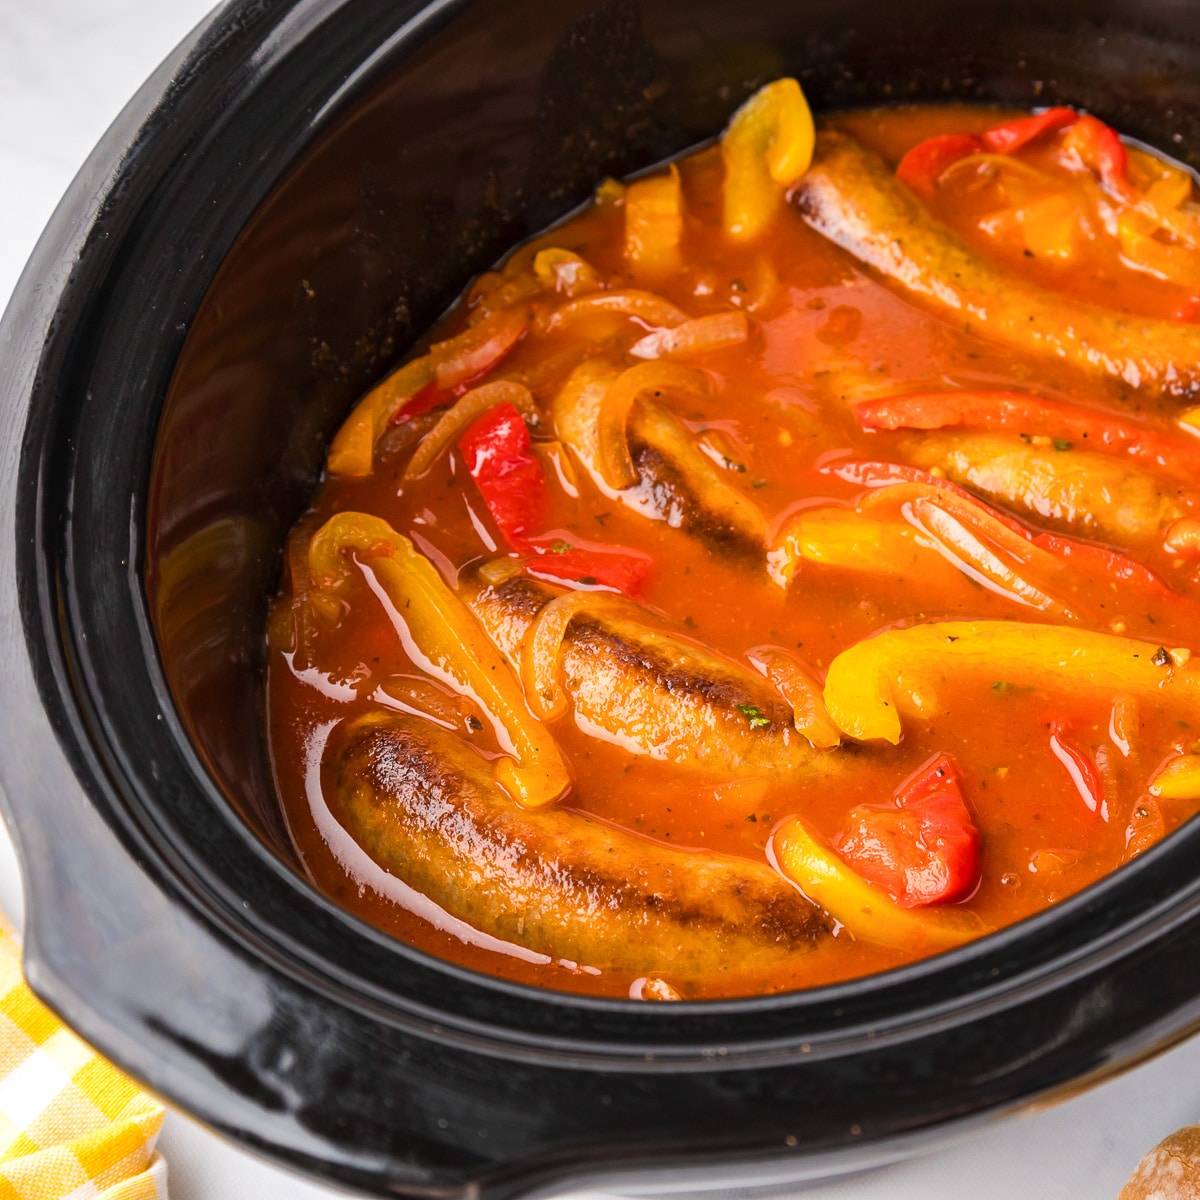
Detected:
[4,1,1200,1196]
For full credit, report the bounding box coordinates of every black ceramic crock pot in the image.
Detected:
[5,1,1200,1196]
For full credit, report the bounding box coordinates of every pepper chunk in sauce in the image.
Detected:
[266,84,1200,1000]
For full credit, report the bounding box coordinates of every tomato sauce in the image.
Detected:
[266,96,1200,999]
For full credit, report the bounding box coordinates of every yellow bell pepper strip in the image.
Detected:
[326,356,437,478]
[823,621,1200,745]
[1150,754,1200,800]
[768,506,950,589]
[771,816,986,951]
[722,77,815,241]
[308,512,570,807]
[624,164,684,282]
[746,647,841,748]
[402,380,538,482]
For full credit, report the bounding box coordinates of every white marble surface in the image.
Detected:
[1,3,1199,1198]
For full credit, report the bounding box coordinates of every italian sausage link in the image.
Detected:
[465,575,836,778]
[797,130,1200,400]
[327,713,829,981]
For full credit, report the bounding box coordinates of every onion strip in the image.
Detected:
[595,362,712,490]
[748,647,841,748]
[533,248,601,297]
[630,311,749,360]
[543,289,689,334]
[403,381,538,483]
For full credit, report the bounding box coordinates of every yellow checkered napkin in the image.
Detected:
[0,923,167,1200]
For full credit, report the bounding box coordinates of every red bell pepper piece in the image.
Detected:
[834,753,981,908]
[1048,720,1107,819]
[896,133,984,198]
[392,380,455,424]
[981,106,1077,154]
[459,403,547,545]
[1064,113,1132,200]
[854,389,1200,482]
[526,546,652,596]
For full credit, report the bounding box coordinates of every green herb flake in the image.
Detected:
[752,478,768,489]
[737,703,771,729]
[550,540,572,554]
[1053,438,1074,451]
[992,680,1011,692]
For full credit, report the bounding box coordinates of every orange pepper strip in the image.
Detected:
[624,164,684,282]
[824,621,1200,745]
[308,512,570,807]
[722,78,815,241]
[747,647,841,748]
[1150,754,1200,800]
[771,817,986,951]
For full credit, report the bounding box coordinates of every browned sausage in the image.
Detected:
[327,712,829,982]
[796,130,1200,400]
[464,574,839,779]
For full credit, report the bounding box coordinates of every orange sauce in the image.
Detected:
[266,103,1200,999]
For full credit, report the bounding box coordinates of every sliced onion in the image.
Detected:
[629,311,749,361]
[595,362,712,490]
[859,481,1077,618]
[519,590,632,721]
[533,248,601,297]
[403,380,538,483]
[939,152,1057,188]
[327,355,436,477]
[747,647,840,748]
[542,289,689,334]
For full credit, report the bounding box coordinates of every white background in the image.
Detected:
[1,2,1199,1197]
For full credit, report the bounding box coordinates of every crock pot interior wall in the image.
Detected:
[146,0,1200,857]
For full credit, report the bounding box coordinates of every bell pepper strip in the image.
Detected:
[327,356,438,477]
[524,546,652,596]
[770,817,986,951]
[1118,209,1200,290]
[854,390,1200,483]
[629,311,750,361]
[624,164,684,281]
[458,401,547,544]
[429,302,532,390]
[595,362,713,490]
[722,77,815,241]
[823,620,1200,745]
[533,248,601,297]
[1048,720,1107,818]
[542,289,689,334]
[307,512,570,807]
[981,106,1078,154]
[746,646,841,748]
[895,133,984,199]
[403,380,539,483]
[834,753,981,907]
[1149,754,1200,800]
[768,506,951,589]
[1063,114,1133,200]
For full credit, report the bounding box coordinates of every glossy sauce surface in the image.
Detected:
[267,103,1200,999]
